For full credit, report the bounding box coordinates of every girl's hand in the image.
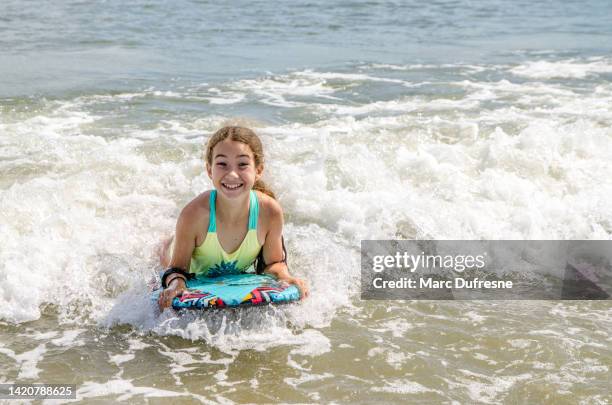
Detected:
[282,277,309,299]
[158,279,186,311]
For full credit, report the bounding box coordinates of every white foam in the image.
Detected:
[74,379,193,402]
[204,87,247,105]
[51,329,86,347]
[372,379,437,394]
[364,63,491,74]
[288,329,331,357]
[511,58,612,79]
[284,371,334,389]
[19,330,60,340]
[451,371,534,404]
[110,353,135,366]
[233,73,334,107]
[386,351,410,370]
[458,79,576,96]
[228,68,425,109]
[464,311,486,324]
[317,98,419,115]
[207,94,246,105]
[77,92,148,103]
[0,343,47,380]
[127,338,151,351]
[151,90,182,98]
[295,69,410,85]
[155,347,199,385]
[378,318,414,338]
[0,104,196,323]
[508,339,531,349]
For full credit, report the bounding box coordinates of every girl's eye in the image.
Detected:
[239,162,249,167]
[217,162,227,167]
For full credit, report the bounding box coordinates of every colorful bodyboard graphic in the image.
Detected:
[152,274,301,309]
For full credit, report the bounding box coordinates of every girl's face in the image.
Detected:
[207,139,262,199]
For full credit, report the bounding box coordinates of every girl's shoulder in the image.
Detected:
[255,191,283,223]
[179,190,211,223]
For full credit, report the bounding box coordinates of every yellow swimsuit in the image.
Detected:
[189,190,262,277]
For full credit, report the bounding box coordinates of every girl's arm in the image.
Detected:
[158,205,199,310]
[262,202,309,299]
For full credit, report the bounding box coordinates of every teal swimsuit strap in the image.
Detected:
[248,190,259,230]
[208,190,259,232]
[208,190,217,232]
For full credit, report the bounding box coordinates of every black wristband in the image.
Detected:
[166,274,187,288]
[161,267,195,289]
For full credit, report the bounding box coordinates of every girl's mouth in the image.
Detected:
[221,182,244,190]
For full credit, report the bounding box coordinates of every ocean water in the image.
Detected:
[1,0,611,403]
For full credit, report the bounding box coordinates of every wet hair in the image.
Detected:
[205,126,276,199]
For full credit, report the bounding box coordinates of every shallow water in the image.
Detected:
[1,0,612,403]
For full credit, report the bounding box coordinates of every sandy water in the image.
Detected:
[1,0,612,403]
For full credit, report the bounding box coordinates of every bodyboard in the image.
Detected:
[153,273,301,310]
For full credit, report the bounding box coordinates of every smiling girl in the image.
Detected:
[157,126,309,310]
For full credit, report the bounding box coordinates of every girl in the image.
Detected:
[158,126,309,310]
